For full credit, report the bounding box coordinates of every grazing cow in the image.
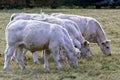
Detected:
[37,14,92,57]
[10,13,93,58]
[4,20,78,70]
[52,13,112,56]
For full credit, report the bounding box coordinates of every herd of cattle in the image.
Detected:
[3,12,112,71]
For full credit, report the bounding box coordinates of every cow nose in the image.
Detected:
[72,65,77,69]
[107,54,111,56]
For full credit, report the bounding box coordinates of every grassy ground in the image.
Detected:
[0,8,120,80]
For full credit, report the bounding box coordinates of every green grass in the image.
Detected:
[0,8,120,80]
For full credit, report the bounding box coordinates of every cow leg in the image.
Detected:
[4,45,15,70]
[16,48,26,70]
[53,50,62,70]
[21,48,28,62]
[32,52,39,64]
[59,49,67,62]
[44,50,50,70]
[50,46,62,70]
[11,54,16,61]
[11,49,17,61]
[42,50,45,60]
[22,49,40,64]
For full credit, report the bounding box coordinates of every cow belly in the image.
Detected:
[23,35,49,51]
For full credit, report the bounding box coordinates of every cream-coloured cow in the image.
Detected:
[4,20,78,70]
[37,14,92,58]
[52,13,111,56]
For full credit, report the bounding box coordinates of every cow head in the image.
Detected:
[68,54,78,69]
[75,48,81,59]
[80,40,93,58]
[60,46,78,68]
[100,40,111,56]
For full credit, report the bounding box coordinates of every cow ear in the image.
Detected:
[101,41,105,46]
[83,40,89,47]
[10,13,17,21]
[106,40,111,43]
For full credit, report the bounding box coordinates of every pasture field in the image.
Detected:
[0,9,120,80]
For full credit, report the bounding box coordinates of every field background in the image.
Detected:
[0,9,120,80]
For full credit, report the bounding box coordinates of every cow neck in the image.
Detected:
[96,24,107,46]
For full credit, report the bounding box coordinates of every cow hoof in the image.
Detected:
[45,67,49,71]
[34,61,40,64]
[21,66,26,70]
[57,65,62,70]
[3,66,9,71]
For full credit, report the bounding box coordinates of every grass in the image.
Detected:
[0,8,120,80]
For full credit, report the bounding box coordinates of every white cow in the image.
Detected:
[52,13,112,56]
[10,13,93,58]
[37,14,92,57]
[4,20,78,70]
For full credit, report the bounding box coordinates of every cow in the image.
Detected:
[4,20,78,70]
[51,13,112,56]
[35,14,92,57]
